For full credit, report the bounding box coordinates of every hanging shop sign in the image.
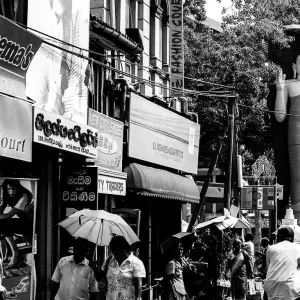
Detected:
[61,167,98,211]
[241,186,275,210]
[128,93,200,174]
[169,0,184,96]
[0,95,32,162]
[98,174,126,196]
[88,109,123,171]
[33,107,98,158]
[0,15,42,98]
[26,0,90,124]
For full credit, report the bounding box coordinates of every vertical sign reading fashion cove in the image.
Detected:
[170,0,184,96]
[88,109,124,171]
[61,167,98,211]
[0,95,32,162]
[128,93,200,174]
[27,0,90,124]
[0,16,42,98]
[33,107,98,158]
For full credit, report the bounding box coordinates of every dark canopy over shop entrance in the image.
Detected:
[125,163,200,203]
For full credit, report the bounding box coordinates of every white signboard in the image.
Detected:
[98,175,126,196]
[0,95,32,162]
[33,107,98,158]
[129,93,200,174]
[170,0,184,96]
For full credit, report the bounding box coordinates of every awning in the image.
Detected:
[124,163,200,203]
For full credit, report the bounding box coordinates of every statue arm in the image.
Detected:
[274,71,288,123]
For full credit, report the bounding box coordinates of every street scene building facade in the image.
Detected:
[2,1,300,300]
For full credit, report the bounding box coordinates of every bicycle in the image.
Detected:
[142,277,164,300]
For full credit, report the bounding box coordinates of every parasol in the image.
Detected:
[58,209,139,246]
[160,232,195,253]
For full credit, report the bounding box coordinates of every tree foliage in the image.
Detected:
[184,0,300,173]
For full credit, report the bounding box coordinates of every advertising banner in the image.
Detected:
[0,178,38,300]
[88,109,124,172]
[26,0,90,124]
[98,175,126,196]
[61,167,98,212]
[169,0,184,96]
[128,93,200,174]
[33,107,98,159]
[0,16,42,98]
[241,186,275,210]
[0,95,32,162]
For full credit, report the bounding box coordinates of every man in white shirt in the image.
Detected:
[264,226,300,300]
[51,238,98,300]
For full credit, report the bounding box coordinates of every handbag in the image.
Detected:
[247,279,256,295]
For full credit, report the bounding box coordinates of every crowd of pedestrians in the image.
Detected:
[46,224,300,300]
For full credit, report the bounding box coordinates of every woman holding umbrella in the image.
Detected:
[102,236,146,300]
[163,242,189,300]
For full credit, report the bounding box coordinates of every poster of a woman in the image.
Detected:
[26,0,90,125]
[0,178,37,300]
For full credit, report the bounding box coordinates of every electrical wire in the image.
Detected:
[39,35,237,98]
[13,19,235,91]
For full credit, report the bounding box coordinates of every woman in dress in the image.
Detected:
[229,239,253,300]
[164,242,188,300]
[0,179,34,268]
[103,236,146,300]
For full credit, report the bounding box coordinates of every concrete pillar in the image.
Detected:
[138,0,152,96]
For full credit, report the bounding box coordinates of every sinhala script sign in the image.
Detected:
[33,107,98,158]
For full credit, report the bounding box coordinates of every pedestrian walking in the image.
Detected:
[229,239,253,300]
[102,235,146,300]
[50,237,98,300]
[264,226,300,300]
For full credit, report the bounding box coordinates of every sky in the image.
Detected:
[205,0,233,22]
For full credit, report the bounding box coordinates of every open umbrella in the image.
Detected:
[194,215,252,231]
[58,209,139,246]
[160,232,195,253]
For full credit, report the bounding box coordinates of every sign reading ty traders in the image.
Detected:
[128,93,200,174]
[98,174,126,196]
[88,109,124,171]
[33,107,98,158]
[0,95,32,162]
[169,0,184,96]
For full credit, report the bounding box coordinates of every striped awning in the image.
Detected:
[124,163,200,203]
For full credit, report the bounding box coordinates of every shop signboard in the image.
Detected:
[0,15,42,98]
[169,0,184,96]
[26,0,90,124]
[241,186,275,210]
[61,167,98,211]
[0,95,32,162]
[88,109,123,171]
[98,174,126,196]
[33,107,98,159]
[128,93,200,174]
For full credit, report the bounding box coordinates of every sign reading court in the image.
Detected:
[0,95,32,162]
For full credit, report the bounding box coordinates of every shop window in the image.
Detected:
[0,0,27,24]
[115,0,137,32]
